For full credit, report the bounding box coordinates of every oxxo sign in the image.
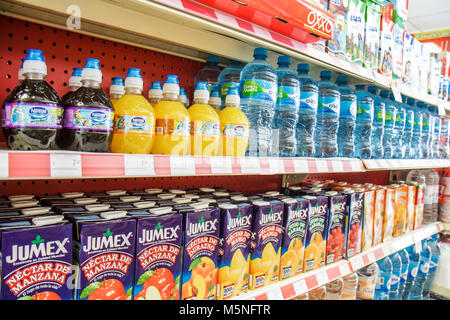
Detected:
[303,7,335,39]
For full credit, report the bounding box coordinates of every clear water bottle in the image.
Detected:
[335,75,356,158]
[239,48,277,157]
[367,86,385,159]
[408,239,431,299]
[356,263,379,300]
[272,56,300,157]
[208,88,221,111]
[179,88,190,108]
[194,54,221,92]
[422,234,441,299]
[354,85,374,159]
[439,115,449,159]
[422,169,438,223]
[315,70,340,157]
[402,244,421,299]
[398,248,410,299]
[148,81,163,105]
[296,63,318,157]
[408,98,422,159]
[374,256,393,300]
[379,90,397,159]
[218,60,243,108]
[389,93,406,159]
[428,105,441,159]
[388,252,402,300]
[418,101,432,158]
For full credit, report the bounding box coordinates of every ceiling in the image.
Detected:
[407,0,450,34]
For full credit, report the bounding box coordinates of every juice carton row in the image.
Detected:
[0,180,425,300]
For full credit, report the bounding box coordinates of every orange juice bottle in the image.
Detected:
[151,75,190,155]
[147,81,163,106]
[110,68,155,154]
[188,82,220,156]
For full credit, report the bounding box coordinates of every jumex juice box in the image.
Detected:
[217,202,253,300]
[372,187,386,247]
[324,192,347,265]
[361,189,375,251]
[249,200,284,290]
[393,185,408,237]
[382,187,396,242]
[180,204,220,300]
[343,190,363,258]
[133,208,182,300]
[69,211,136,300]
[411,181,425,230]
[0,216,73,300]
[279,198,309,280]
[346,0,366,64]
[302,195,328,272]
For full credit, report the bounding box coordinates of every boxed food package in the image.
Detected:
[412,38,423,93]
[311,0,330,52]
[401,32,415,88]
[324,192,347,265]
[378,16,394,78]
[392,23,405,80]
[361,189,375,251]
[346,0,367,64]
[372,187,386,247]
[363,1,381,71]
[343,190,363,259]
[393,185,408,237]
[406,185,416,232]
[382,187,396,242]
[327,0,349,58]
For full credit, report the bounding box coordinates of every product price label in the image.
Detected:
[318,96,340,115]
[240,79,277,103]
[190,120,220,137]
[222,124,249,138]
[3,103,63,129]
[356,101,374,120]
[155,118,190,136]
[340,99,357,118]
[114,114,153,134]
[276,85,300,108]
[64,107,114,131]
[299,91,318,112]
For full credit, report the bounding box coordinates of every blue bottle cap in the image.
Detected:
[165,74,179,84]
[195,81,209,91]
[126,67,142,78]
[111,77,124,85]
[297,63,310,73]
[210,89,220,97]
[320,70,332,78]
[278,56,290,65]
[254,47,268,58]
[207,55,219,64]
[389,93,395,100]
[367,86,378,94]
[150,81,162,90]
[355,84,366,90]
[72,67,83,77]
[336,75,348,84]
[84,58,101,69]
[416,101,425,108]
[230,60,242,66]
[379,90,390,97]
[407,97,415,105]
[24,49,45,62]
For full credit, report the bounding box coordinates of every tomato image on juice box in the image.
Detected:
[343,190,364,258]
[180,203,220,300]
[393,185,408,237]
[279,198,309,280]
[361,189,375,252]
[372,187,386,247]
[406,185,416,232]
[249,200,284,290]
[133,207,182,300]
[68,211,136,300]
[0,215,73,300]
[382,187,397,242]
[302,196,328,272]
[324,192,347,265]
[217,202,253,300]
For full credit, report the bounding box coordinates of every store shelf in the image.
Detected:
[363,159,450,171]
[1,0,449,111]
[231,222,442,300]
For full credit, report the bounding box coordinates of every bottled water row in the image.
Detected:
[195,48,450,159]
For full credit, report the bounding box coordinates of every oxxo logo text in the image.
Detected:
[306,11,334,36]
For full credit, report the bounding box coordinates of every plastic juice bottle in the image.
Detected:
[148,81,163,106]
[208,88,221,113]
[152,75,190,155]
[218,87,250,157]
[2,49,63,150]
[194,55,221,92]
[110,68,155,154]
[218,60,243,108]
[61,67,83,105]
[109,77,125,105]
[188,81,220,156]
[179,88,189,108]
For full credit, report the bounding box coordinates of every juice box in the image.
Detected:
[401,32,414,87]
[343,190,364,258]
[410,181,425,230]
[393,185,408,237]
[392,23,404,80]
[302,195,328,272]
[133,208,183,300]
[217,202,253,300]
[249,200,284,290]
[0,215,73,300]
[406,185,416,232]
[378,16,394,78]
[279,198,309,280]
[382,187,396,242]
[372,187,386,246]
[327,0,349,59]
[324,192,347,265]
[69,211,136,300]
[361,189,375,251]
[363,1,381,71]
[180,203,220,300]
[346,0,366,64]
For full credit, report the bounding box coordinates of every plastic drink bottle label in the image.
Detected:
[276,85,300,108]
[390,273,400,289]
[418,260,429,275]
[384,110,395,127]
[405,114,413,129]
[240,79,277,103]
[422,118,430,132]
[357,274,377,300]
[413,118,421,132]
[190,121,220,137]
[340,100,357,118]
[374,109,384,124]
[113,115,153,134]
[424,187,433,205]
[155,119,190,136]
[299,91,318,112]
[3,103,63,129]
[356,102,373,119]
[222,124,249,138]
[395,113,405,128]
[375,274,391,291]
[318,96,339,114]
[62,107,114,131]
[219,82,238,101]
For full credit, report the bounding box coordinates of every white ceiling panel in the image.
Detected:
[407,0,450,33]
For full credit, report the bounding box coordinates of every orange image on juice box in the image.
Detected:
[372,187,386,247]
[406,185,416,232]
[393,185,408,237]
[361,189,375,252]
[382,187,396,242]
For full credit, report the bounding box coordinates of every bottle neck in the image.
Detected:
[194,97,209,104]
[163,92,179,101]
[226,102,239,108]
[82,79,101,88]
[24,72,46,80]
[110,93,123,100]
[254,55,266,61]
[125,87,142,95]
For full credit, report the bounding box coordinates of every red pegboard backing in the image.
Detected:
[0,15,205,141]
[0,175,282,197]
[304,170,391,186]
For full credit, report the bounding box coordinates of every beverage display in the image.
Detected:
[409,98,423,159]
[61,67,83,105]
[58,58,114,152]
[179,88,189,108]
[336,75,356,158]
[109,77,125,104]
[390,93,406,159]
[439,115,449,159]
[422,234,440,299]
[408,239,431,299]
[354,85,374,159]
[418,101,432,159]
[379,90,397,158]
[148,81,163,106]
[366,86,385,159]
[2,49,63,150]
[374,256,392,300]
[218,60,243,108]
[397,248,410,299]
[402,101,414,158]
[194,55,221,92]
[356,263,379,300]
[388,252,402,300]
[110,68,156,154]
[402,244,420,299]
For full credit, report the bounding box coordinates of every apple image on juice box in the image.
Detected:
[279,197,309,280]
[217,202,253,300]
[0,215,72,300]
[67,211,136,300]
[324,192,347,265]
[342,190,364,259]
[249,200,284,290]
[180,203,220,300]
[133,208,182,300]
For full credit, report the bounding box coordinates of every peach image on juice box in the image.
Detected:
[372,187,386,247]
[217,202,253,300]
[406,185,416,232]
[382,187,397,242]
[361,189,375,252]
[249,200,284,290]
[393,185,408,237]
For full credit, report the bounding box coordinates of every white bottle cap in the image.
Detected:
[163,75,180,95]
[9,194,35,202]
[107,190,127,196]
[81,58,102,83]
[120,196,142,203]
[110,84,125,95]
[125,76,144,89]
[74,197,98,205]
[22,49,47,76]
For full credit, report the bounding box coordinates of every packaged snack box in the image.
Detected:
[361,189,375,251]
[327,0,349,59]
[382,187,396,242]
[372,187,386,246]
[393,184,408,237]
[378,16,394,78]
[0,215,73,300]
[346,0,367,64]
[279,198,309,280]
[363,1,381,71]
[392,23,405,80]
[324,192,347,265]
[343,190,364,258]
[217,202,253,300]
[401,32,414,87]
